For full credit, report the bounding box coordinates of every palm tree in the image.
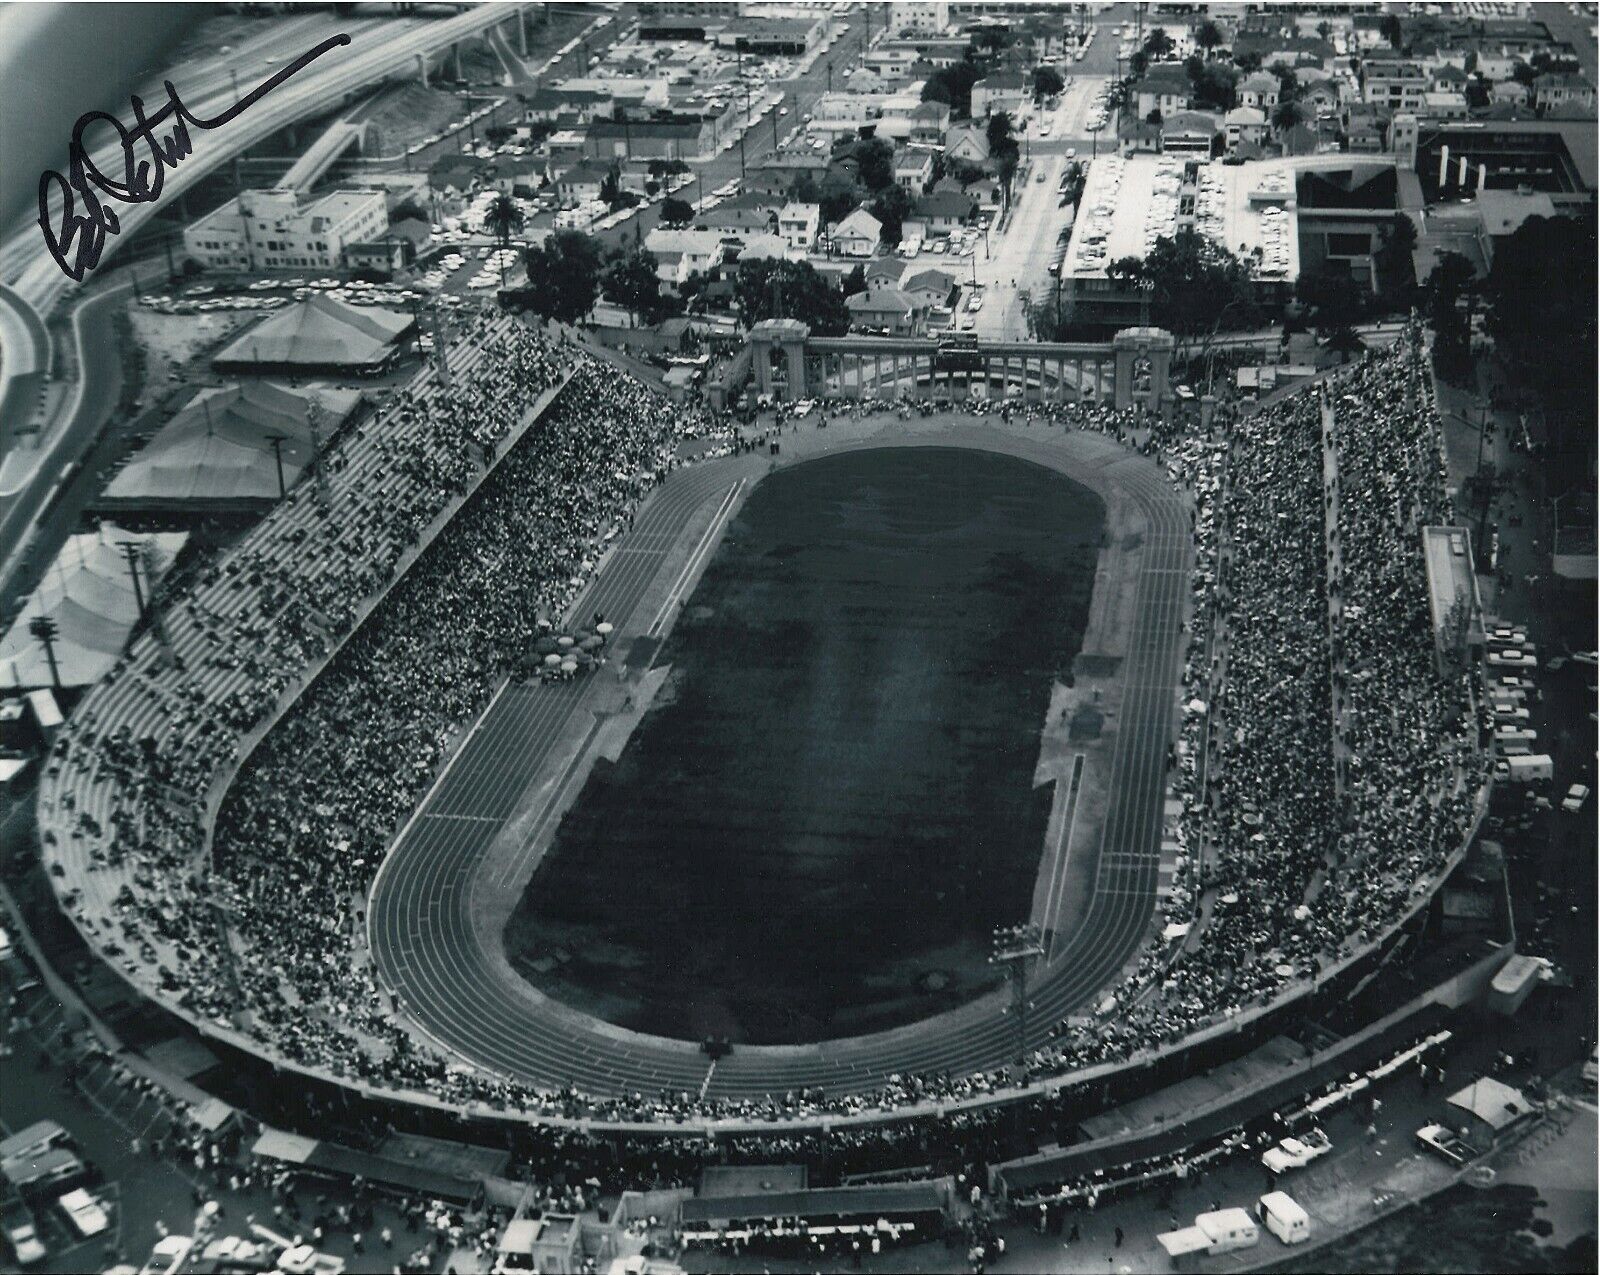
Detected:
[482,192,526,287]
[1323,324,1366,365]
[28,616,62,691]
[1272,99,1302,137]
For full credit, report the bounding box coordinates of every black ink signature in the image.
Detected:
[37,33,352,282]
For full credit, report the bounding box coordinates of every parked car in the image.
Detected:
[1261,1128,1332,1174]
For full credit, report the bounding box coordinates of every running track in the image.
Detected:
[369,427,1191,1100]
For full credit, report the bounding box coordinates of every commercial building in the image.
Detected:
[1061,155,1301,326]
[184,188,389,274]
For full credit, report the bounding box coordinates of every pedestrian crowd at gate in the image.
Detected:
[39,313,1481,1127]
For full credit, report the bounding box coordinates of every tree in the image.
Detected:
[1322,324,1366,365]
[855,137,895,190]
[521,230,601,324]
[599,160,623,208]
[391,196,430,224]
[842,263,867,297]
[870,184,913,245]
[1144,27,1175,60]
[1465,76,1491,112]
[984,110,1015,154]
[921,61,984,117]
[1483,214,1598,449]
[1128,49,1149,80]
[1373,212,1418,296]
[1195,20,1223,53]
[1032,66,1065,101]
[481,192,525,286]
[1271,99,1302,134]
[1234,49,1263,73]
[733,258,848,336]
[1296,265,1365,328]
[972,26,1010,54]
[1188,57,1239,110]
[1379,14,1404,48]
[601,245,662,328]
[1426,250,1477,384]
[1109,229,1259,352]
[660,197,694,227]
[1510,59,1537,88]
[996,148,1020,208]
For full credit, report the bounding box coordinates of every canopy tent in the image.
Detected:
[214,294,413,374]
[103,381,360,510]
[0,524,188,689]
[1447,1076,1536,1133]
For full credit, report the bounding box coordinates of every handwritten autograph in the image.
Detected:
[37,33,351,282]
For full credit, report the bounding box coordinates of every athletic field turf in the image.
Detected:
[506,447,1106,1043]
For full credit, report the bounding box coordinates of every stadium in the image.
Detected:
[16,310,1516,1275]
[32,307,1491,1151]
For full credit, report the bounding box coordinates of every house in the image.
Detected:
[778,202,820,252]
[1238,71,1282,112]
[902,267,956,309]
[944,123,991,166]
[1363,57,1429,112]
[1534,73,1595,115]
[903,189,974,239]
[865,257,908,292]
[1422,90,1469,120]
[972,71,1028,118]
[1491,79,1532,106]
[556,162,608,207]
[1429,63,1470,93]
[1223,106,1270,151]
[846,286,919,334]
[909,100,951,144]
[643,228,729,287]
[1299,78,1343,118]
[830,207,883,257]
[696,207,778,235]
[1162,110,1220,156]
[1119,118,1163,155]
[427,157,483,199]
[489,154,544,197]
[895,149,936,192]
[1134,70,1191,120]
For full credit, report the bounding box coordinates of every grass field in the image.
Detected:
[506,447,1106,1043]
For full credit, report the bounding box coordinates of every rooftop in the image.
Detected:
[1064,156,1300,284]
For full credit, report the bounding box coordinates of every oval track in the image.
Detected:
[369,425,1191,1100]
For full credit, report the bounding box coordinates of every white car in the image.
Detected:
[1262,1129,1332,1174]
[1562,784,1590,813]
[57,1189,109,1238]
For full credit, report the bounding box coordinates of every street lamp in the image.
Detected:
[264,432,289,499]
[991,922,1044,1075]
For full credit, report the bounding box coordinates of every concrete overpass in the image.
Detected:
[275,119,370,192]
[0,3,533,501]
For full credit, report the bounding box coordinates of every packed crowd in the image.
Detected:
[40,318,1482,1131]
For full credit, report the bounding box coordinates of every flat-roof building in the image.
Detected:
[1062,156,1300,326]
[183,188,389,274]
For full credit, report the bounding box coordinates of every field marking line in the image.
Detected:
[1042,754,1086,965]
[648,481,743,638]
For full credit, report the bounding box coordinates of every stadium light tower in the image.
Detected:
[991,922,1043,1076]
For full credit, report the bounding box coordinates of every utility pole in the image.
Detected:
[827,60,833,93]
[991,923,1043,1074]
[739,130,746,177]
[118,541,147,622]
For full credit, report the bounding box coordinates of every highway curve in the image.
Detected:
[369,421,1190,1101]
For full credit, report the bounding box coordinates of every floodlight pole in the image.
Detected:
[118,541,147,622]
[991,922,1044,1075]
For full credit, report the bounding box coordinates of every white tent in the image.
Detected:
[0,524,188,689]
